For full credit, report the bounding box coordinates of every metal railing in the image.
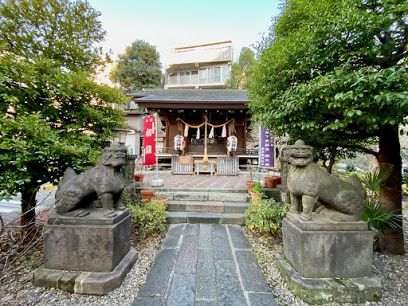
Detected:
[165,67,230,88]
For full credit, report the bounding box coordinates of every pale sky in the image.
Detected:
[88,0,281,77]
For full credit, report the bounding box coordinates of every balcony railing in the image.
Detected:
[165,70,230,88]
[165,64,231,88]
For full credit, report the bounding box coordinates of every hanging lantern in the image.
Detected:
[227,135,238,154]
[174,134,185,152]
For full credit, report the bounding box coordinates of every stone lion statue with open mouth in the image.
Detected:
[55,145,127,214]
[286,140,366,222]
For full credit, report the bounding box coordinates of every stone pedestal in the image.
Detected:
[33,208,137,295]
[283,212,374,278]
[275,253,381,305]
[279,212,381,304]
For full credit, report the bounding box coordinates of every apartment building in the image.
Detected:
[164,41,233,89]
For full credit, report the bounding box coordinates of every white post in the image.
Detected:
[204,117,208,161]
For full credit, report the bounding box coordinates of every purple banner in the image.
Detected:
[259,126,274,167]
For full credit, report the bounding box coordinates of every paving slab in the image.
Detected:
[133,296,162,306]
[212,224,228,238]
[213,237,233,260]
[236,249,272,292]
[167,223,185,237]
[162,224,184,249]
[194,300,217,306]
[196,247,217,300]
[137,248,177,297]
[228,225,250,249]
[167,274,195,306]
[198,224,213,249]
[248,292,278,306]
[175,235,198,274]
[215,259,246,305]
[183,223,200,236]
[134,224,276,305]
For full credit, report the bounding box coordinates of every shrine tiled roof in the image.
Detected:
[130,89,248,104]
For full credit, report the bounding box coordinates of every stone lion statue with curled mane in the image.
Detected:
[286,140,366,222]
[55,145,127,214]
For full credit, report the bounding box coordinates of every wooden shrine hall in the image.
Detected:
[131,89,257,175]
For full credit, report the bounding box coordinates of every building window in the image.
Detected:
[198,65,230,84]
[214,67,221,83]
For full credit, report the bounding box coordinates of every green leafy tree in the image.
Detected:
[110,40,162,93]
[0,0,127,228]
[226,47,256,89]
[249,0,407,254]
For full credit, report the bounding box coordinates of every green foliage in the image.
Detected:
[0,0,106,72]
[402,171,408,185]
[0,114,100,198]
[126,198,167,239]
[345,164,356,173]
[245,199,289,236]
[249,0,408,155]
[251,182,263,194]
[0,0,127,222]
[110,40,162,93]
[226,47,255,89]
[250,1,407,252]
[362,202,402,235]
[361,165,393,197]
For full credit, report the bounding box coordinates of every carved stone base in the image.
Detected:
[275,253,381,305]
[283,212,374,278]
[33,248,137,295]
[33,208,136,294]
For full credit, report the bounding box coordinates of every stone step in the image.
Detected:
[157,191,248,202]
[166,211,245,225]
[167,200,249,214]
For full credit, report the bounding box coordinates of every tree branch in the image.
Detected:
[340,143,378,156]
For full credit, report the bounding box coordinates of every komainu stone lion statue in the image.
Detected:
[287,140,366,222]
[55,145,127,214]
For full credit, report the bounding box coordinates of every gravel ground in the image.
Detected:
[1,204,407,305]
[244,201,408,306]
[0,233,163,306]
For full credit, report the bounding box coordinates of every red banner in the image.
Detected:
[143,115,156,166]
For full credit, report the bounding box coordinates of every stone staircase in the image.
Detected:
[155,188,249,224]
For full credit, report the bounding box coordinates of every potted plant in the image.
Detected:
[250,182,263,202]
[140,189,155,201]
[246,166,256,192]
[264,175,281,188]
[264,175,275,188]
[134,162,145,183]
[272,176,282,186]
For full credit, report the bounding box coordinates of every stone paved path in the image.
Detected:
[134,224,277,306]
[144,171,253,190]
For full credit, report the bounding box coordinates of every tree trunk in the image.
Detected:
[21,184,38,231]
[320,147,336,173]
[326,147,336,174]
[376,125,405,255]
